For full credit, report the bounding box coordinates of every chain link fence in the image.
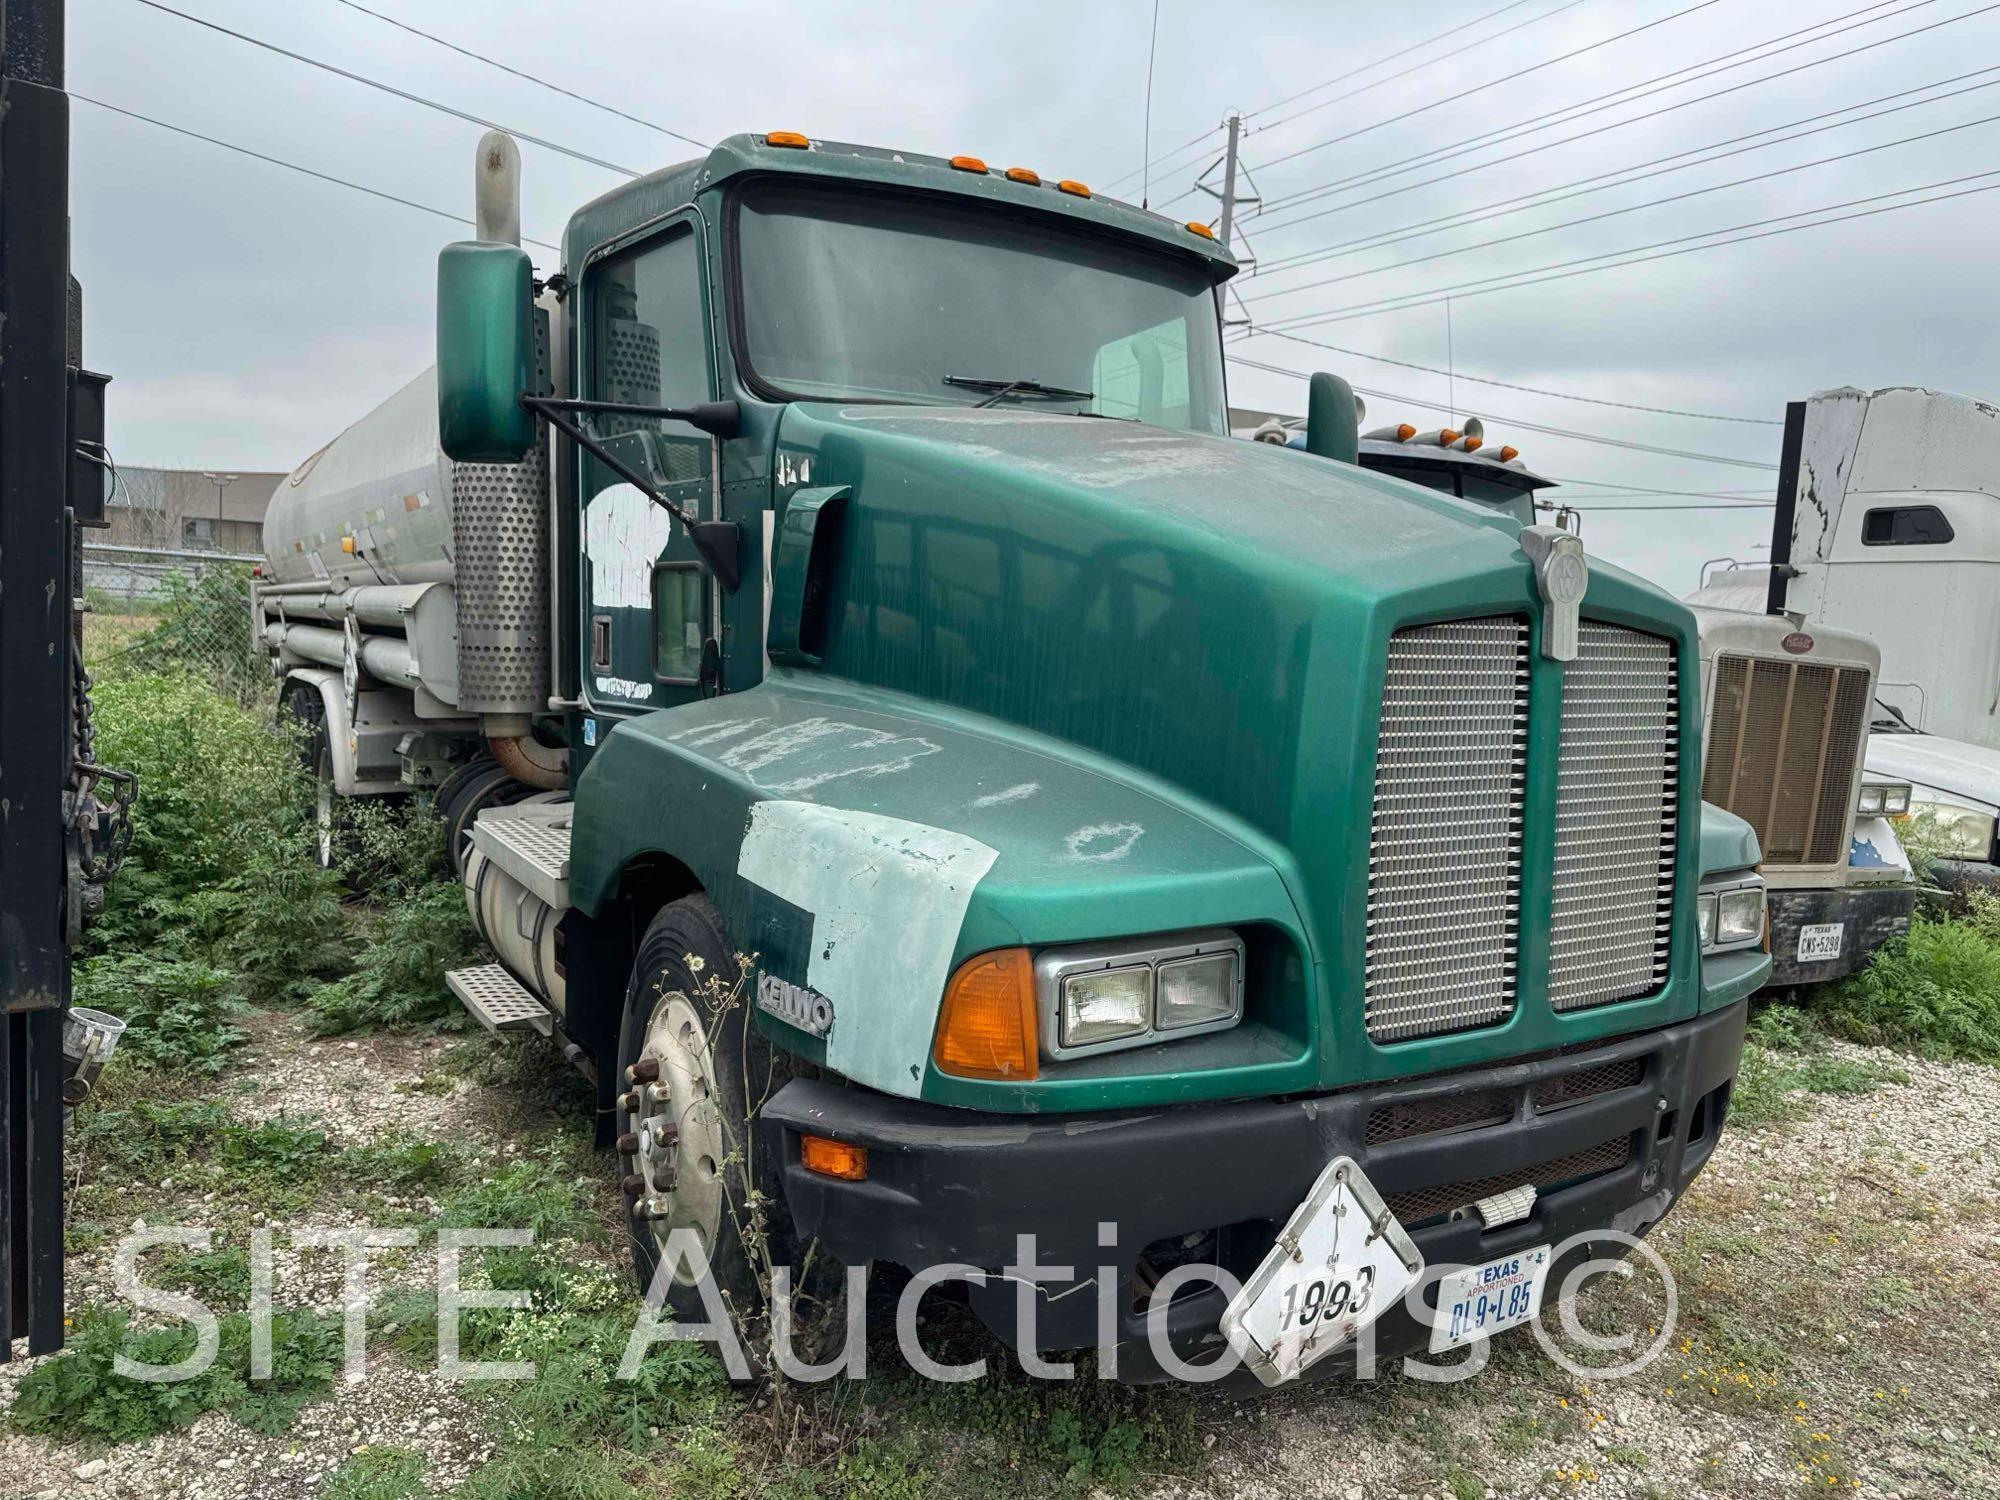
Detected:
[82,544,268,702]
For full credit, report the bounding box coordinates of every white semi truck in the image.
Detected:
[1698,385,2000,885]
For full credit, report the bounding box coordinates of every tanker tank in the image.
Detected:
[262,366,455,588]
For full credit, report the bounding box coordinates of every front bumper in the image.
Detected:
[763,1001,1747,1384]
[1765,884,1916,987]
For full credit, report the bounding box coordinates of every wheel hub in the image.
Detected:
[625,991,726,1285]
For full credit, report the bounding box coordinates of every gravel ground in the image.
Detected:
[3,1017,1997,1499]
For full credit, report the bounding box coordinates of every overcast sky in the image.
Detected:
[69,0,2000,595]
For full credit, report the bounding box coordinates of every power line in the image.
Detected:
[1242,108,2000,304]
[1252,0,1731,176]
[327,0,706,150]
[1141,0,1163,207]
[1246,329,1782,424]
[1255,64,2000,276]
[1250,0,1960,228]
[1247,0,1592,132]
[70,91,563,251]
[1259,169,2000,329]
[1104,0,1582,195]
[1227,355,1778,468]
[127,0,643,178]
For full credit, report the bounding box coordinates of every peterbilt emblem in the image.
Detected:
[1519,525,1589,662]
[1781,631,1815,654]
[756,972,834,1037]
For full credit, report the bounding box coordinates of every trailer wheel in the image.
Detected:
[616,895,809,1364]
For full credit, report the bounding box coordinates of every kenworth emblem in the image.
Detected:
[756,972,834,1037]
[1520,525,1589,663]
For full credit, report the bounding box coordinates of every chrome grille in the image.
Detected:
[1700,654,1871,868]
[1550,623,1679,1013]
[1365,617,1530,1042]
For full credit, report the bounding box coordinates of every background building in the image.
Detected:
[106,466,283,554]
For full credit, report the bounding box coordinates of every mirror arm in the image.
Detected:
[522,394,742,593]
[523,394,740,438]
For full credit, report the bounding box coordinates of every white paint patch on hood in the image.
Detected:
[583,483,673,609]
[738,801,998,1097]
[1867,732,2000,811]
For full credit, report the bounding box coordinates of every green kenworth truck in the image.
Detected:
[256,128,1770,1384]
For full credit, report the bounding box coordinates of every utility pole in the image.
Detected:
[1217,112,1242,253]
[1,0,76,1358]
[1195,112,1260,328]
[203,470,239,550]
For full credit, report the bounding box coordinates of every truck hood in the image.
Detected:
[1867,731,2000,811]
[762,403,1709,1084]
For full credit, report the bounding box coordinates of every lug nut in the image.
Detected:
[651,1119,680,1148]
[616,1132,640,1155]
[620,1173,646,1197]
[627,1058,661,1084]
[616,1091,638,1113]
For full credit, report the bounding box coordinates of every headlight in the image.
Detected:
[1060,966,1151,1048]
[1717,887,1764,945]
[1924,803,1998,861]
[1698,878,1763,954]
[1036,929,1244,1060]
[1858,782,1912,817]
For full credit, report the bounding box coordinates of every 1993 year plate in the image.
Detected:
[1220,1156,1424,1386]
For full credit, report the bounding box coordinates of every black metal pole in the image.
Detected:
[1,0,75,1357]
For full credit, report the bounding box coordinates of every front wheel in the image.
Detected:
[616,896,805,1345]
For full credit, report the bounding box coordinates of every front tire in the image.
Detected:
[616,896,803,1344]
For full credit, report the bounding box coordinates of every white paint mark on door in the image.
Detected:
[583,483,673,609]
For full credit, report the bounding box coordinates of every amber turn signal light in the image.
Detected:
[800,1134,868,1181]
[765,130,809,149]
[933,948,1038,1081]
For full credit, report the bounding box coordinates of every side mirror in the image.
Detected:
[1305,371,1360,465]
[437,239,535,463]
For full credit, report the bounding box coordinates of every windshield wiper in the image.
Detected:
[943,375,1094,409]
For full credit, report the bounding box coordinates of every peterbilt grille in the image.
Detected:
[1364,617,1530,1042]
[1700,654,1871,868]
[1549,624,1679,1013]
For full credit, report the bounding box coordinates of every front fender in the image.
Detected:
[1696,801,1771,1010]
[570,670,1313,1106]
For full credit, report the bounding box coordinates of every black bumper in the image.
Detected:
[1765,884,1915,988]
[763,1002,1748,1384]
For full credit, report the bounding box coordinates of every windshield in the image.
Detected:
[732,180,1229,434]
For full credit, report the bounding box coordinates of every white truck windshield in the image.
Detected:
[733,180,1229,434]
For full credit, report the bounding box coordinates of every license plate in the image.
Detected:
[1797,922,1845,962]
[1220,1157,1423,1386]
[1428,1244,1551,1353]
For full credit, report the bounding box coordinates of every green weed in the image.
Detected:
[307,883,482,1034]
[9,1306,340,1443]
[324,1446,432,1500]
[72,954,246,1074]
[1816,916,2000,1063]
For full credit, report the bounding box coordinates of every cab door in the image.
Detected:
[577,211,717,720]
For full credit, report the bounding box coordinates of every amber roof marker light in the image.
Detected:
[1057,179,1091,198]
[950,155,989,174]
[1005,166,1041,185]
[765,130,809,149]
[1185,221,1216,239]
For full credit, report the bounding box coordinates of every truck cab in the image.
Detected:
[1703,385,2000,884]
[272,129,1771,1384]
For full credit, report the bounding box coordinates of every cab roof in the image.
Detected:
[563,132,1241,277]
